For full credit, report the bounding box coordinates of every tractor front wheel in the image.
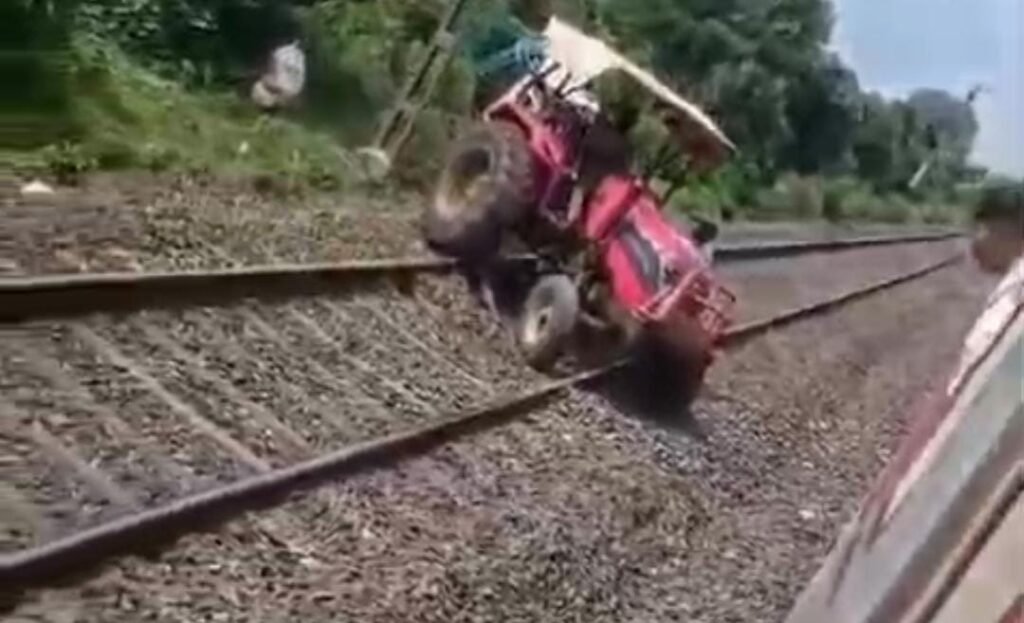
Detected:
[516,274,579,371]
[424,121,535,261]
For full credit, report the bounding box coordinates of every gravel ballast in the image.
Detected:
[0,177,991,621]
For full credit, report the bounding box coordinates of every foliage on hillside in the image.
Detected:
[587,0,983,222]
[2,0,356,189]
[2,0,993,221]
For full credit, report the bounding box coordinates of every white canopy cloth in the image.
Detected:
[540,18,735,151]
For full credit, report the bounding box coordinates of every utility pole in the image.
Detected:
[909,83,990,191]
[368,0,472,170]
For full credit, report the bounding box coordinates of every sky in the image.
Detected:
[831,0,1022,177]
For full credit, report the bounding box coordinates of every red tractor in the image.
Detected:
[424,19,736,405]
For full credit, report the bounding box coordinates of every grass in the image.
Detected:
[2,37,355,192]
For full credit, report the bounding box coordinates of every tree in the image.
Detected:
[2,0,79,148]
[907,88,978,162]
[782,53,860,174]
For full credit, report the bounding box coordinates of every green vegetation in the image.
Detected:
[584,0,985,225]
[0,0,1000,222]
[1,1,372,189]
[9,38,351,190]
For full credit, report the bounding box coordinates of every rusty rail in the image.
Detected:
[0,252,965,595]
[0,233,961,324]
[714,231,962,262]
[0,365,614,592]
[0,255,534,324]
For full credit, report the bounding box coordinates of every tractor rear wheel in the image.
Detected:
[425,122,535,261]
[516,274,579,371]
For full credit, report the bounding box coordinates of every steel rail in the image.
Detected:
[0,233,961,324]
[722,253,964,346]
[713,231,962,262]
[0,256,481,324]
[0,252,965,595]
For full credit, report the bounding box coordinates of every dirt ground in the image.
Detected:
[0,174,992,622]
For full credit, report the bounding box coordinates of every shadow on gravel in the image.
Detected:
[579,338,710,441]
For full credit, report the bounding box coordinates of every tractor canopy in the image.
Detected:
[540,17,736,162]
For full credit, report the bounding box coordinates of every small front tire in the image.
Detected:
[516,274,579,371]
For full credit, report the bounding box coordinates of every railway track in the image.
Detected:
[0,233,964,604]
[0,231,960,323]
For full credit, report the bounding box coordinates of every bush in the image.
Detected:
[754,186,788,220]
[912,201,964,226]
[669,185,725,222]
[822,176,863,222]
[40,141,98,183]
[874,193,916,223]
[391,108,452,190]
[2,1,79,150]
[835,184,881,221]
[753,174,823,220]
[832,187,920,224]
[822,188,842,222]
[716,161,760,213]
[820,177,864,221]
[17,36,353,188]
[784,174,824,219]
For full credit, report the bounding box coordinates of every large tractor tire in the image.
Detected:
[516,274,579,371]
[424,122,536,261]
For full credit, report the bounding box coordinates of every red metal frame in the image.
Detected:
[585,176,735,343]
[484,92,579,221]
